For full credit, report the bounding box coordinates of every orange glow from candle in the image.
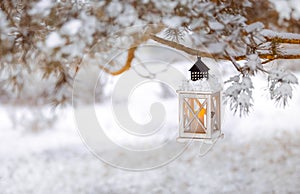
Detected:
[198,108,206,123]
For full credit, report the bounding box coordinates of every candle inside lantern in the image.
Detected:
[198,108,206,124]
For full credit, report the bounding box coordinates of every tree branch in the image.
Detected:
[261,30,300,44]
[225,50,242,72]
[149,34,224,59]
[262,59,275,64]
[100,30,300,77]
[149,33,300,61]
[100,46,137,76]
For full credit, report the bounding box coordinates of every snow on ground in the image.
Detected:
[0,71,300,193]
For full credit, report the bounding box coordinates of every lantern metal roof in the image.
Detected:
[189,57,210,72]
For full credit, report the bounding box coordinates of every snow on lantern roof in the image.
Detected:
[178,74,222,93]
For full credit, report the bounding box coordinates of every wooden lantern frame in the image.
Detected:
[177,90,222,142]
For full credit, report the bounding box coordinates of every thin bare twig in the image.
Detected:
[257,66,270,74]
[262,58,275,64]
[224,50,242,72]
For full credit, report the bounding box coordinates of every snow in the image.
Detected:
[219,14,246,25]
[61,20,82,36]
[269,68,298,85]
[282,72,298,84]
[208,20,224,31]
[270,0,300,19]
[116,4,137,27]
[240,76,253,89]
[0,11,9,32]
[261,29,300,40]
[273,82,293,99]
[178,75,222,92]
[1,70,300,193]
[268,68,298,106]
[207,42,226,54]
[163,16,189,28]
[242,0,252,8]
[79,13,97,45]
[45,32,66,48]
[224,75,254,115]
[244,22,264,33]
[280,48,300,55]
[236,92,251,108]
[106,1,123,18]
[152,1,178,12]
[29,0,53,16]
[245,54,261,72]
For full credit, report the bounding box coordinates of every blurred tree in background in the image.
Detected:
[0,0,299,118]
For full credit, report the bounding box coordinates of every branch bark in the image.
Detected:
[100,46,137,76]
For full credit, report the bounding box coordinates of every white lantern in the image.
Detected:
[177,57,223,143]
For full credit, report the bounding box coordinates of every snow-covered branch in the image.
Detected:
[261,29,300,44]
[150,32,300,62]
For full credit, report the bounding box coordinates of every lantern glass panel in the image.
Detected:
[183,98,207,134]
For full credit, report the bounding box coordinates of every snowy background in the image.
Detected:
[1,0,300,193]
[1,65,300,193]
